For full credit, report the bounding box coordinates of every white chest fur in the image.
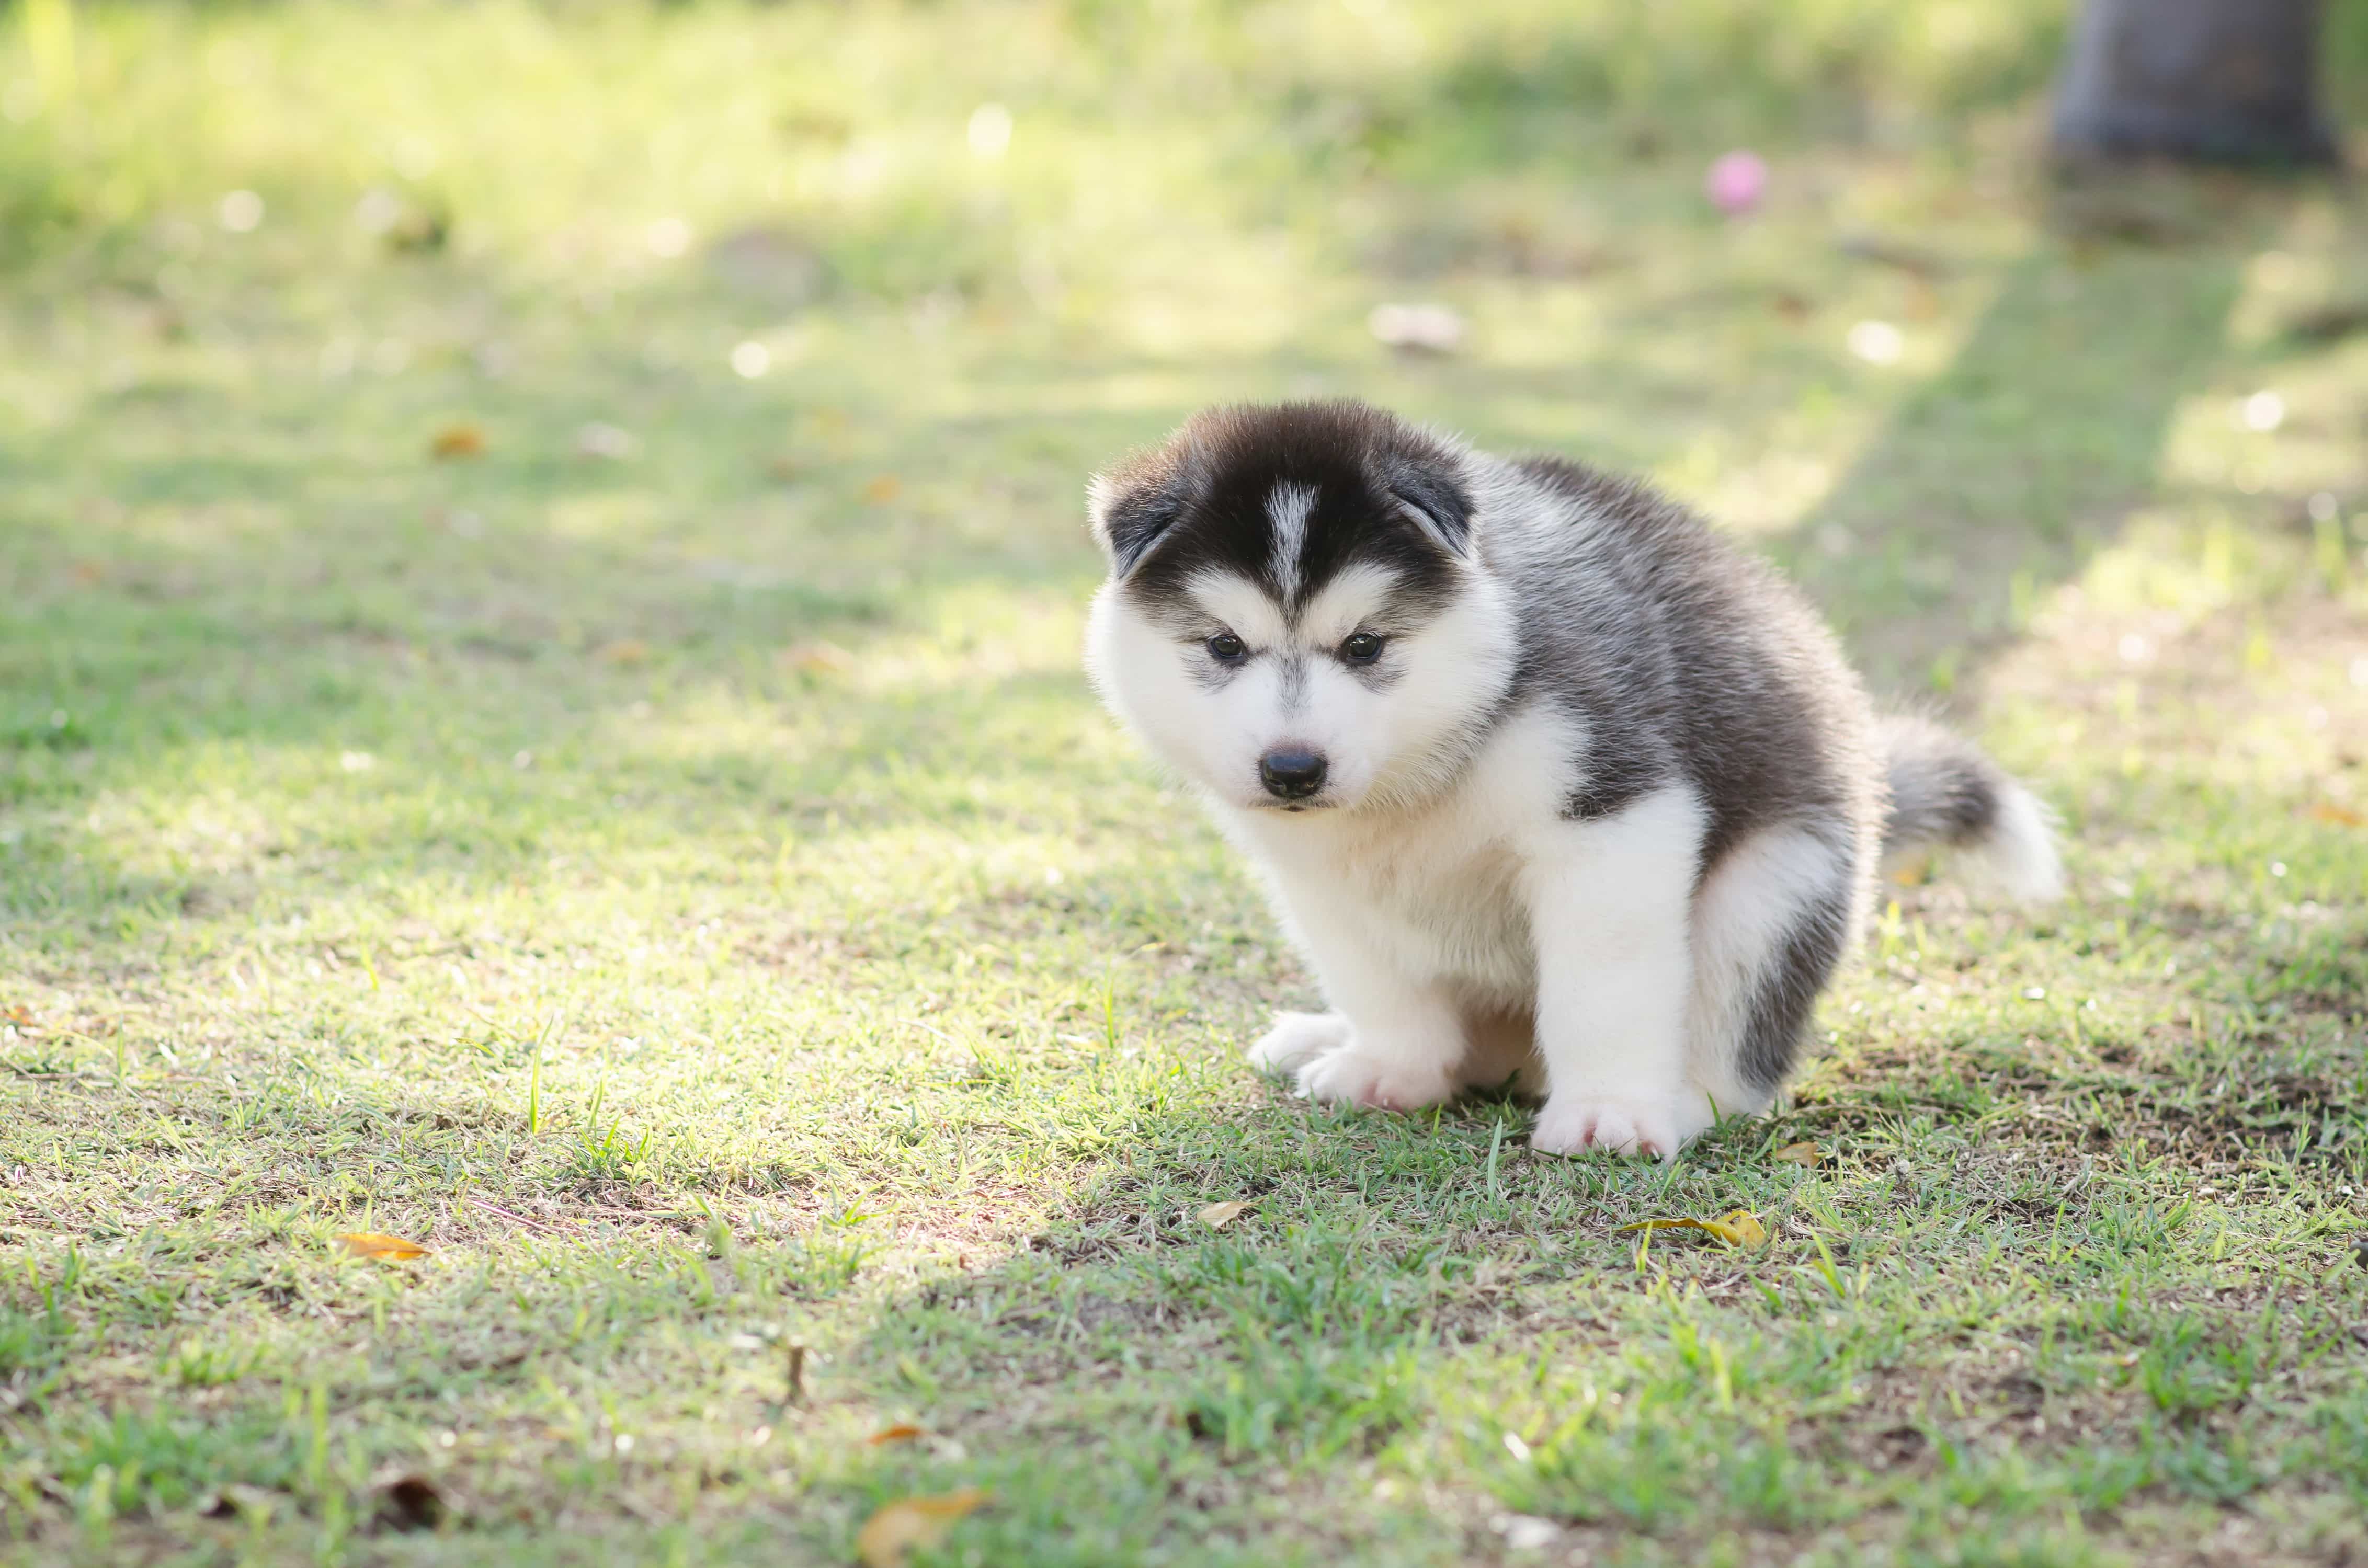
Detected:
[1217,705,1581,1006]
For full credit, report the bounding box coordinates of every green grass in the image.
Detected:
[4,2,2367,1564]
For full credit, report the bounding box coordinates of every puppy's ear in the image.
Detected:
[1382,453,1474,559]
[1086,454,1188,579]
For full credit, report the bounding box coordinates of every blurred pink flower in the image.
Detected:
[1705,151,1767,216]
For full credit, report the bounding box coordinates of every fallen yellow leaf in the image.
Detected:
[2310,802,2365,827]
[1771,1141,1820,1168]
[1715,1209,1768,1246]
[333,1232,429,1262]
[1196,1200,1252,1229]
[1615,1217,1684,1237]
[780,640,853,675]
[862,475,902,504]
[866,1423,925,1446]
[598,639,651,667]
[429,424,486,460]
[1615,1209,1767,1248]
[855,1488,988,1567]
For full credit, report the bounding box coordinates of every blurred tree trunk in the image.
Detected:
[2052,0,2339,164]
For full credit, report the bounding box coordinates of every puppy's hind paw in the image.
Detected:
[1530,1092,1683,1162]
[1247,1011,1352,1074]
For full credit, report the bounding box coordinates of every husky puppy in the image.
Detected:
[1083,401,2061,1159]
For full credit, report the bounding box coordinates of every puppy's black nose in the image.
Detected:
[1259,747,1328,800]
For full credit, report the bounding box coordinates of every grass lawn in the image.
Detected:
[5,3,2368,1563]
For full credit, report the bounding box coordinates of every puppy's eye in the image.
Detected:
[1340,632,1386,665]
[1206,632,1248,663]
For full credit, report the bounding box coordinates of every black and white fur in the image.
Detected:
[1084,402,2060,1159]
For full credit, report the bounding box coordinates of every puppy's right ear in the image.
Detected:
[1086,456,1187,579]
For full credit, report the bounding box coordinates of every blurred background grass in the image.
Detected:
[6,0,2362,679]
[2,0,2100,276]
[2,0,2362,279]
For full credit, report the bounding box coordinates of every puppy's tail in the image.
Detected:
[1877,716,2063,902]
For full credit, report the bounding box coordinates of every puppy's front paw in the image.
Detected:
[1530,1091,1682,1161]
[1247,1011,1352,1074]
[1296,1047,1457,1112]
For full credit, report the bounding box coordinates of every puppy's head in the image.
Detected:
[1084,400,1512,814]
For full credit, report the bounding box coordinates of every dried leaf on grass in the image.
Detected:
[334,1232,429,1262]
[1771,1141,1821,1167]
[862,475,903,503]
[1615,1209,1767,1248]
[429,424,486,460]
[781,640,853,675]
[855,1488,989,1567]
[1196,1200,1252,1229]
[2310,802,2365,827]
[866,1423,925,1445]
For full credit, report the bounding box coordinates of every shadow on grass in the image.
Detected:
[1770,176,2283,697]
[813,1011,2364,1562]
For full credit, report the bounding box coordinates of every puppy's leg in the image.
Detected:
[1521,787,1705,1160]
[1686,819,1858,1119]
[1293,971,1465,1112]
[1250,888,1464,1112]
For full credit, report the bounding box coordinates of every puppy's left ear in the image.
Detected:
[1383,454,1474,559]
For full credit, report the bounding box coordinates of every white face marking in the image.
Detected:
[1297,562,1399,648]
[1182,568,1288,651]
[1265,483,1316,603]
[1084,557,1517,814]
